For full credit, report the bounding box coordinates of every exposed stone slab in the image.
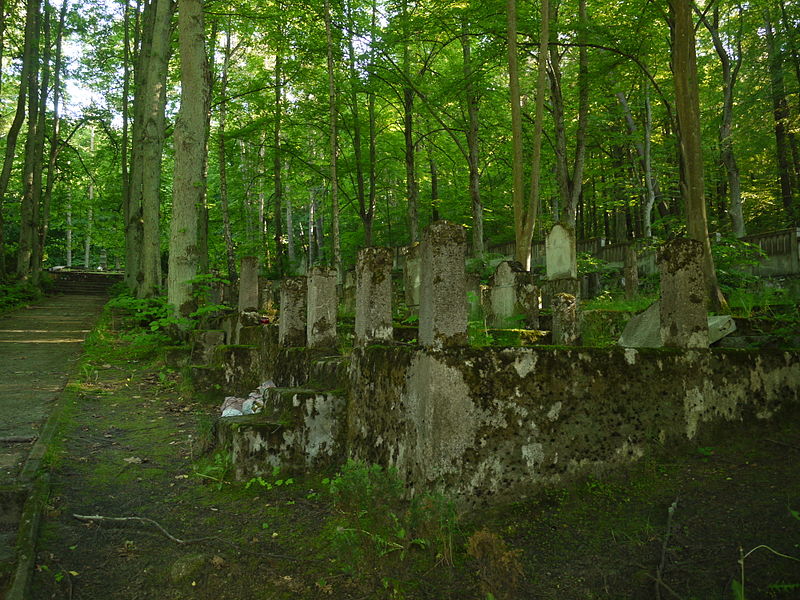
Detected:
[355,247,394,346]
[278,277,307,347]
[306,267,338,349]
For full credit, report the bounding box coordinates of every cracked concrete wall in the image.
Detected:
[347,346,800,503]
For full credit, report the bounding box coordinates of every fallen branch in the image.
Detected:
[72,513,212,545]
[765,439,800,452]
[0,435,37,444]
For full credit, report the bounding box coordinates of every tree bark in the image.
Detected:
[217,26,237,283]
[168,0,209,318]
[272,38,285,275]
[764,8,796,226]
[461,17,483,257]
[670,0,727,311]
[324,0,341,278]
[695,1,745,237]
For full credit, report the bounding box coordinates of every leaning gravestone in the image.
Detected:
[307,267,338,349]
[403,242,422,312]
[419,221,467,348]
[355,247,394,345]
[278,277,307,347]
[618,301,736,348]
[658,238,709,348]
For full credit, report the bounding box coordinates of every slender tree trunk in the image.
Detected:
[0,0,39,278]
[217,26,237,283]
[168,0,209,318]
[84,206,92,268]
[461,17,483,257]
[401,0,418,243]
[520,0,549,268]
[126,0,147,291]
[765,9,796,225]
[17,1,42,278]
[671,0,727,311]
[346,2,369,245]
[140,0,171,296]
[272,43,285,275]
[324,0,341,278]
[40,0,69,267]
[121,0,132,272]
[696,2,745,237]
[364,0,378,246]
[66,195,72,267]
[507,0,526,264]
[30,2,52,283]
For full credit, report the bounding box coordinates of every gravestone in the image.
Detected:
[355,247,394,345]
[488,261,539,328]
[552,293,580,345]
[341,270,357,317]
[419,221,467,348]
[238,256,260,312]
[546,224,577,280]
[278,277,307,347]
[624,245,639,300]
[402,242,422,312]
[307,267,338,349]
[658,238,709,348]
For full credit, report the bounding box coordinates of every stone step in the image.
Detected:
[217,387,346,480]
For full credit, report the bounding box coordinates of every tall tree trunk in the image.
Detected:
[346,2,369,246]
[40,0,69,266]
[30,1,52,283]
[401,0,418,243]
[217,26,237,283]
[0,0,39,278]
[696,1,745,237]
[273,42,285,275]
[17,0,42,278]
[168,0,209,318]
[66,195,72,267]
[84,206,92,268]
[139,0,171,296]
[765,9,796,225]
[324,0,341,278]
[121,0,132,274]
[364,0,378,246]
[670,0,727,311]
[461,16,483,257]
[507,0,526,264]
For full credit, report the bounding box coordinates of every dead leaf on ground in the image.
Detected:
[123,456,143,464]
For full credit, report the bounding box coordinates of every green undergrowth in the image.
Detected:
[0,279,44,313]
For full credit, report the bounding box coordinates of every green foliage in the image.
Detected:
[0,280,43,312]
[322,460,459,592]
[711,236,766,295]
[192,451,233,490]
[245,466,295,491]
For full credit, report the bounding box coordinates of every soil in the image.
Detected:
[20,305,800,600]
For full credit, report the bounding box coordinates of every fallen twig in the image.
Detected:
[656,498,679,600]
[72,513,213,545]
[765,438,800,452]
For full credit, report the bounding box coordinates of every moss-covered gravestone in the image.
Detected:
[658,238,709,348]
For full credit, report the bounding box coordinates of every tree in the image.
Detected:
[670,0,727,310]
[168,0,210,318]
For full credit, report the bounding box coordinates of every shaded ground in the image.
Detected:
[26,312,800,600]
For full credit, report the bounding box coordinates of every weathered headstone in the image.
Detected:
[419,221,467,348]
[623,245,639,300]
[402,242,421,312]
[279,277,307,347]
[618,301,736,348]
[488,261,539,328]
[306,266,338,349]
[341,269,357,317]
[658,238,709,348]
[546,224,577,280]
[552,293,580,345]
[355,247,394,345]
[238,256,260,312]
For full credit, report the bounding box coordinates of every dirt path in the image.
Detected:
[0,295,106,483]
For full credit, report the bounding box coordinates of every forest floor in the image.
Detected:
[18,305,800,600]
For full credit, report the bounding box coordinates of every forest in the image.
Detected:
[0,0,798,304]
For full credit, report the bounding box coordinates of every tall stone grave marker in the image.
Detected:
[238,256,260,312]
[279,277,307,347]
[488,261,539,328]
[355,247,394,345]
[307,267,338,348]
[419,221,467,348]
[552,293,580,345]
[402,242,421,313]
[658,238,709,348]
